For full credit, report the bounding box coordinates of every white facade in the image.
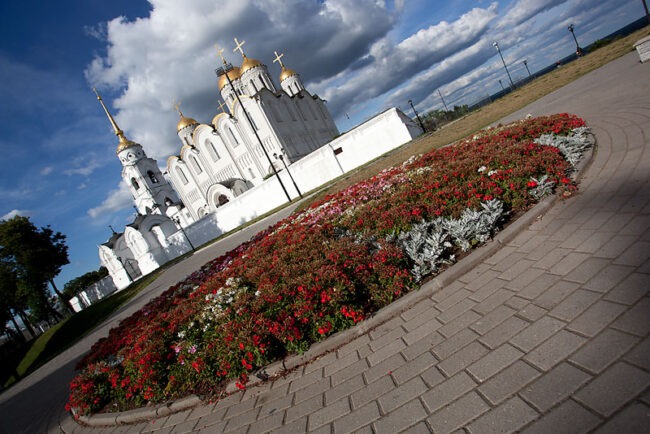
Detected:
[185,107,421,236]
[94,43,421,292]
[166,49,339,220]
[94,92,195,290]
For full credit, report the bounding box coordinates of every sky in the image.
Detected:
[0,0,645,289]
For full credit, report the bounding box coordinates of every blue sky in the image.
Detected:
[0,0,645,289]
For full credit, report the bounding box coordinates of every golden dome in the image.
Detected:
[116,134,139,154]
[218,66,241,90]
[240,56,264,75]
[177,114,198,132]
[279,66,298,82]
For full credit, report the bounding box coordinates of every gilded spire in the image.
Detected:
[93,88,138,154]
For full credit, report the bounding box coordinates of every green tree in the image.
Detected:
[0,216,72,317]
[0,264,29,341]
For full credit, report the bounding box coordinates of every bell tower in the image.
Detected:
[94,89,181,216]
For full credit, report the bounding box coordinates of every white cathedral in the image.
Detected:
[97,40,342,289]
[168,40,339,220]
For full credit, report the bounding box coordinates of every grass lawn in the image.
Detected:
[4,24,649,393]
[2,271,161,389]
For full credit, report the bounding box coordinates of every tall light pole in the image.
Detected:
[274,151,303,198]
[174,216,195,252]
[498,79,505,91]
[437,89,449,112]
[568,24,584,56]
[523,59,532,79]
[493,41,514,90]
[408,99,426,132]
[215,52,292,203]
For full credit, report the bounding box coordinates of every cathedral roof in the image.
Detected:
[127,213,147,230]
[102,231,123,249]
[116,134,140,154]
[240,55,264,75]
[166,155,179,168]
[218,66,241,91]
[279,66,298,82]
[177,114,199,132]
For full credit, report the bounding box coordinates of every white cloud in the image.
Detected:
[1,209,30,220]
[64,158,103,176]
[40,166,54,176]
[86,0,397,160]
[87,182,133,219]
[497,0,569,30]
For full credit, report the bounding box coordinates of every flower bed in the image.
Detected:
[67,114,591,416]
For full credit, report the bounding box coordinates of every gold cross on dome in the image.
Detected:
[173,101,183,116]
[273,50,285,68]
[217,99,227,113]
[233,37,246,57]
[215,45,227,65]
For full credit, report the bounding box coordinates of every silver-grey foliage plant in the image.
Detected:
[534,126,593,168]
[395,199,505,281]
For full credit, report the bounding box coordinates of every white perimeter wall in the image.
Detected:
[165,108,420,257]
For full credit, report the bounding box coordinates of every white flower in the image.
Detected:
[478,166,487,173]
[488,170,498,176]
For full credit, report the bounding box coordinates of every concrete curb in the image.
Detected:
[73,134,596,428]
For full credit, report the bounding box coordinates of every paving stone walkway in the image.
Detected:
[60,52,650,433]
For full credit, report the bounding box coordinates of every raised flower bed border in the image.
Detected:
[72,115,596,426]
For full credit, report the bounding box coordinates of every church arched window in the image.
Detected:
[131,177,140,190]
[206,140,220,161]
[177,167,189,185]
[228,128,240,147]
[259,76,265,90]
[190,156,203,174]
[250,79,257,93]
[249,114,259,130]
[147,170,159,183]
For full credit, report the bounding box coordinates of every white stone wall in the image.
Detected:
[182,108,420,238]
[70,276,117,312]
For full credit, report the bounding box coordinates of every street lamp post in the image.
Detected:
[274,152,303,199]
[567,24,584,56]
[437,89,449,112]
[523,59,532,79]
[493,41,514,90]
[498,79,505,91]
[174,217,195,252]
[408,99,426,132]
[215,61,292,203]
